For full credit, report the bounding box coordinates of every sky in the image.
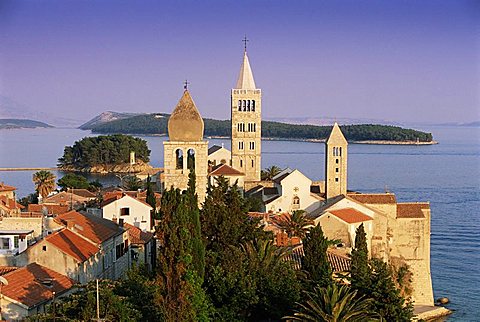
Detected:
[0,0,478,124]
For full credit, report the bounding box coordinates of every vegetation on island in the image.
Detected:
[57,134,150,169]
[57,173,103,191]
[31,175,413,321]
[85,112,434,142]
[0,118,52,129]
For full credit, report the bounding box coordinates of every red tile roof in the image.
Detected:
[209,164,245,176]
[124,223,154,244]
[329,208,373,224]
[0,195,24,210]
[66,188,96,198]
[0,183,16,192]
[2,263,75,308]
[348,193,397,204]
[397,203,429,219]
[100,194,153,209]
[285,245,351,273]
[55,210,123,244]
[28,203,70,215]
[0,266,18,275]
[46,229,98,262]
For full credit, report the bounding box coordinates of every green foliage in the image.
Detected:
[90,113,434,142]
[122,175,143,191]
[301,225,333,288]
[276,210,313,239]
[57,173,90,190]
[145,175,157,209]
[350,223,370,292]
[58,134,150,168]
[32,170,56,198]
[284,283,379,322]
[18,192,38,207]
[261,165,282,180]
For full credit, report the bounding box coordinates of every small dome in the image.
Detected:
[168,90,204,141]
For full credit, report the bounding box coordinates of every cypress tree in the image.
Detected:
[350,223,370,292]
[301,224,332,288]
[145,175,156,209]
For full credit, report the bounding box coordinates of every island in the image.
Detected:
[0,118,53,129]
[80,112,435,144]
[57,134,152,173]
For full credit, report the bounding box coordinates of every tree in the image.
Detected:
[261,165,282,181]
[145,175,156,209]
[32,170,56,198]
[57,173,90,190]
[302,224,332,288]
[18,193,38,207]
[122,175,142,191]
[350,223,370,292]
[276,210,313,240]
[284,283,378,322]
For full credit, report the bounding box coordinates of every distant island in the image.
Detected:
[58,134,152,173]
[80,112,435,144]
[0,118,53,129]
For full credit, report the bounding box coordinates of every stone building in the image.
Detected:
[325,122,348,199]
[231,49,262,182]
[163,89,208,203]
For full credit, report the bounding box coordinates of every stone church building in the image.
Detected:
[160,44,434,306]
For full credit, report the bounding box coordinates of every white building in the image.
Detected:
[101,194,153,232]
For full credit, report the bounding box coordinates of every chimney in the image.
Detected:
[119,218,124,227]
[66,220,75,230]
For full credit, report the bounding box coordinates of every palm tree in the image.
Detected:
[241,239,288,271]
[32,170,56,199]
[284,283,379,322]
[276,210,313,240]
[122,175,143,191]
[261,165,282,181]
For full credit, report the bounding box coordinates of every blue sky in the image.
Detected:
[0,0,478,124]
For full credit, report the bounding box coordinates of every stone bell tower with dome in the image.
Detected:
[163,87,208,203]
[231,37,262,182]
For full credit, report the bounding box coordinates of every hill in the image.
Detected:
[79,111,142,129]
[0,118,53,129]
[84,112,434,143]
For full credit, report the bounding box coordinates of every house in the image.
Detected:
[0,195,24,216]
[0,182,16,199]
[261,168,324,214]
[124,223,156,271]
[208,163,245,188]
[135,168,163,191]
[0,212,44,240]
[18,211,131,283]
[42,189,96,209]
[28,203,70,216]
[101,194,153,231]
[0,263,75,321]
[208,144,231,167]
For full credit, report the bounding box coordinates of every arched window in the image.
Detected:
[333,147,336,156]
[293,196,300,205]
[187,149,195,170]
[339,147,342,156]
[251,100,255,111]
[243,100,247,111]
[238,100,242,111]
[175,149,183,170]
[247,100,250,112]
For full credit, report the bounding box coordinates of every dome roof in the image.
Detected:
[167,90,204,141]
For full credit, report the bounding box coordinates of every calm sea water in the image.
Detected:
[0,126,479,321]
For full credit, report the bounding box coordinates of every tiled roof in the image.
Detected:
[0,195,24,210]
[209,164,245,176]
[284,245,351,273]
[43,191,89,204]
[124,223,154,244]
[100,194,153,209]
[208,145,223,155]
[28,203,70,215]
[272,172,290,184]
[2,263,75,308]
[263,187,278,195]
[0,183,16,192]
[46,229,98,262]
[347,193,397,204]
[329,208,373,224]
[66,188,96,198]
[55,210,123,244]
[0,266,18,275]
[397,203,429,219]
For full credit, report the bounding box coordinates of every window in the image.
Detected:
[251,100,255,111]
[249,142,255,150]
[292,196,300,209]
[175,149,183,170]
[240,159,243,167]
[251,159,254,167]
[0,238,9,250]
[42,245,47,251]
[339,147,342,156]
[335,178,339,182]
[120,207,130,216]
[243,100,247,111]
[247,100,250,111]
[239,141,244,150]
[336,159,339,164]
[187,149,195,170]
[14,236,19,248]
[238,100,242,111]
[336,168,339,173]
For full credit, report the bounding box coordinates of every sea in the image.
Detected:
[0,126,479,321]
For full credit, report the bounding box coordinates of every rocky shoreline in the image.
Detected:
[207,136,438,145]
[59,160,153,174]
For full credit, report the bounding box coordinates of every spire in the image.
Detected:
[168,90,204,141]
[326,122,348,145]
[235,51,257,90]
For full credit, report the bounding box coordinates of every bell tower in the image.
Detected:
[325,122,348,199]
[231,38,262,182]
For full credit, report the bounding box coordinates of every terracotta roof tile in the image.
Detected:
[208,145,223,155]
[209,164,245,176]
[55,210,123,244]
[46,229,99,262]
[28,203,70,215]
[397,203,429,219]
[124,223,154,244]
[2,263,75,308]
[66,189,96,198]
[0,266,18,275]
[0,195,24,210]
[284,245,351,273]
[0,183,16,192]
[329,208,373,224]
[348,193,397,204]
[100,194,153,209]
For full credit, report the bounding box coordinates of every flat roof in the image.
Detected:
[0,230,34,235]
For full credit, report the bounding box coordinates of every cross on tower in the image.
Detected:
[242,35,249,52]
[183,79,190,90]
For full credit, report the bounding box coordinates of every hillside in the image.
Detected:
[79,111,142,129]
[84,113,434,143]
[0,118,53,129]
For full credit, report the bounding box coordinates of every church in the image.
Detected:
[160,43,434,307]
